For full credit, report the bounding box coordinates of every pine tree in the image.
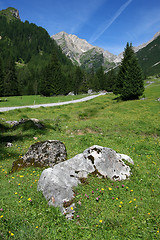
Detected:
[74,66,83,95]
[40,52,65,96]
[4,58,19,96]
[96,66,106,90]
[114,43,144,100]
[0,56,4,97]
[106,69,116,92]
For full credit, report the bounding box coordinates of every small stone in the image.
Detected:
[6,142,13,147]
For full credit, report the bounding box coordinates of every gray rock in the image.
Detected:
[6,120,19,126]
[6,142,13,147]
[22,140,67,167]
[37,145,134,218]
[67,92,74,96]
[11,140,67,172]
[83,146,133,181]
[6,118,44,129]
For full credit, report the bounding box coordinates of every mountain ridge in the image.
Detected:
[52,30,160,69]
[1,6,160,76]
[52,31,116,71]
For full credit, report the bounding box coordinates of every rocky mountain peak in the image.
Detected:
[53,31,94,54]
[0,7,21,21]
[53,30,160,71]
[52,31,116,69]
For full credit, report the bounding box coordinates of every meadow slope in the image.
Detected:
[0,78,160,239]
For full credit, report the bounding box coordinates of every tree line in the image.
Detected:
[0,14,144,100]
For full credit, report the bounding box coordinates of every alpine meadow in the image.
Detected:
[0,6,160,240]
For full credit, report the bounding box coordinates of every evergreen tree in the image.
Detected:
[106,69,116,92]
[40,52,65,96]
[0,56,4,96]
[74,66,83,95]
[4,57,19,96]
[92,66,106,91]
[97,66,106,90]
[114,42,144,100]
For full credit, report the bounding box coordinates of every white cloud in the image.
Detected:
[89,0,133,43]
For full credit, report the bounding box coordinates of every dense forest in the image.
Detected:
[0,11,116,97]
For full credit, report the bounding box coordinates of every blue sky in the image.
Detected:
[0,0,160,55]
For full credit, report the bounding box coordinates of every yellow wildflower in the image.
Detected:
[108,187,112,191]
[99,220,103,223]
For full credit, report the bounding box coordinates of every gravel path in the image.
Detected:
[0,93,106,112]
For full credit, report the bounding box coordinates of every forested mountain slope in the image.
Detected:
[136,34,160,76]
[0,8,78,96]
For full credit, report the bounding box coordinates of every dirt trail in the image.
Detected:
[0,93,106,112]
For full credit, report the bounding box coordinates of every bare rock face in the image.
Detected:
[0,7,21,21]
[52,31,116,67]
[37,145,134,219]
[10,8,20,20]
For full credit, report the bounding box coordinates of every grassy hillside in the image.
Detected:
[0,78,160,239]
[137,36,160,76]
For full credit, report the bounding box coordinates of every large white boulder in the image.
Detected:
[37,145,134,218]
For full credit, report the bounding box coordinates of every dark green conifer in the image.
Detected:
[40,52,65,96]
[114,42,144,100]
[4,57,19,96]
[74,66,83,95]
[0,56,4,96]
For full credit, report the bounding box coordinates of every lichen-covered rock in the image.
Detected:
[37,145,134,219]
[23,140,67,167]
[11,140,67,172]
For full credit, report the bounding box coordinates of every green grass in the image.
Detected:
[0,79,160,239]
[0,94,90,107]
